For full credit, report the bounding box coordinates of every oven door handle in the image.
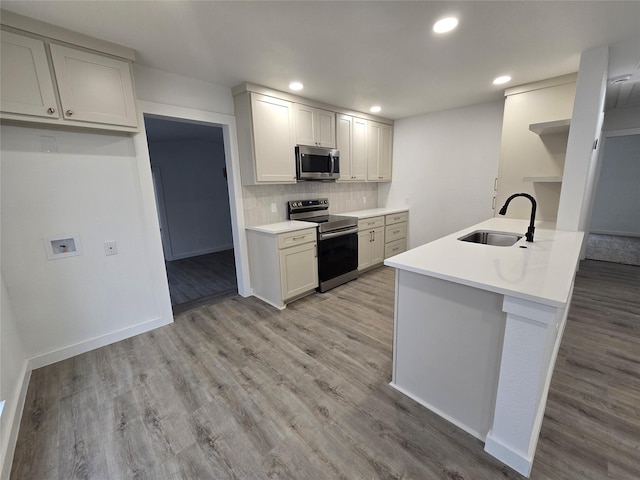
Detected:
[319,226,358,241]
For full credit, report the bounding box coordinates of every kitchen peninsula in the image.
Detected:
[384,217,584,477]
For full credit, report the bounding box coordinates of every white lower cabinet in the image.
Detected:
[384,212,408,258]
[358,216,385,271]
[247,227,318,309]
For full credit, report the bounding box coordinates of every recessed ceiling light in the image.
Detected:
[370,106,382,113]
[493,75,512,85]
[289,81,304,91]
[433,17,458,34]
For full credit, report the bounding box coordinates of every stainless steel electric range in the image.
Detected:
[288,199,358,292]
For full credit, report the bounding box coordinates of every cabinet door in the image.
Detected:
[367,121,393,181]
[251,93,297,183]
[337,114,367,182]
[294,103,316,146]
[49,44,138,127]
[370,227,385,266]
[358,229,373,271]
[351,117,368,181]
[315,108,336,148]
[336,114,352,180]
[294,104,336,148]
[279,241,318,300]
[0,31,59,118]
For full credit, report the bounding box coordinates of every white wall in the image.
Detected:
[1,126,171,364]
[557,46,609,232]
[379,101,504,247]
[148,139,233,260]
[0,274,28,479]
[589,134,640,236]
[133,64,234,115]
[603,105,640,132]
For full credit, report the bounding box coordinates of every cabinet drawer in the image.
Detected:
[385,222,407,243]
[385,211,408,225]
[384,238,406,259]
[278,228,317,249]
[358,216,384,230]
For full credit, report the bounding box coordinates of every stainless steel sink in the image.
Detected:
[458,230,523,247]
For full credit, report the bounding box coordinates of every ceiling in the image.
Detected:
[2,1,640,119]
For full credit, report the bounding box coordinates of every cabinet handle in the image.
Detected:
[492,196,496,209]
[393,230,400,234]
[47,107,56,115]
[292,235,306,241]
[65,110,74,116]
[378,176,383,179]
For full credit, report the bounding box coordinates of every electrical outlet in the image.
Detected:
[271,203,277,213]
[104,241,118,256]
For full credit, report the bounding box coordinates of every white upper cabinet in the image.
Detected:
[0,30,58,118]
[234,92,297,185]
[336,114,367,182]
[367,121,393,182]
[49,44,138,127]
[0,29,139,131]
[294,104,336,148]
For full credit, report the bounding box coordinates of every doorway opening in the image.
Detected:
[585,132,640,266]
[144,115,237,312]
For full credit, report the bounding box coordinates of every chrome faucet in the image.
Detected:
[498,193,537,242]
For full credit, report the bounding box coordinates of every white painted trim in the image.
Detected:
[135,100,251,298]
[0,10,136,60]
[484,431,533,477]
[389,382,485,442]
[602,127,640,137]
[0,363,31,480]
[26,316,171,370]
[502,296,558,325]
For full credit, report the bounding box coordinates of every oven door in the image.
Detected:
[317,227,358,290]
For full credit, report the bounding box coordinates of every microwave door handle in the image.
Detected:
[330,155,335,174]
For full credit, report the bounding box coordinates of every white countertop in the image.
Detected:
[246,221,316,234]
[384,217,584,308]
[340,206,409,219]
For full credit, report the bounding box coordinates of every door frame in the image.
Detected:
[132,100,251,303]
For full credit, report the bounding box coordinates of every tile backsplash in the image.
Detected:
[243,182,378,226]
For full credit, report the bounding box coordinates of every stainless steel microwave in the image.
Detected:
[295,145,340,181]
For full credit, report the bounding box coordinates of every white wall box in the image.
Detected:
[336,114,367,182]
[367,121,393,181]
[294,104,336,148]
[44,233,82,260]
[247,227,318,309]
[0,28,138,132]
[358,216,385,271]
[234,92,297,185]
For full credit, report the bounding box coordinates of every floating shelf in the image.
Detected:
[523,176,563,183]
[529,119,571,135]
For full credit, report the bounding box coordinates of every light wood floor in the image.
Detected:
[10,261,640,479]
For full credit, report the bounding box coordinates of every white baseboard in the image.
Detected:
[27,316,173,370]
[485,430,533,477]
[1,362,31,480]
